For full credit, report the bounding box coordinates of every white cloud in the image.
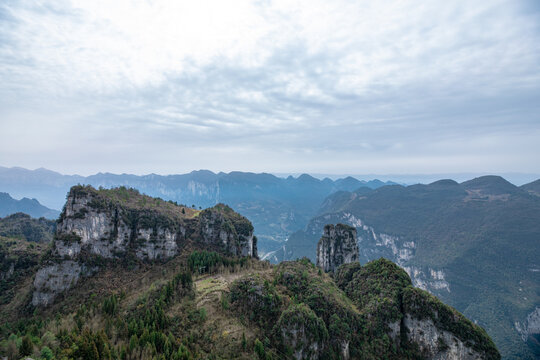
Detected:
[0,0,539,174]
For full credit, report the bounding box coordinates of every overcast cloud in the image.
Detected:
[1,0,539,175]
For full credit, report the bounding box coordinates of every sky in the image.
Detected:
[1,0,539,176]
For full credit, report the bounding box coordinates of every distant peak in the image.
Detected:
[461,175,517,194]
[429,179,459,187]
[297,173,317,182]
[190,169,216,175]
[461,175,515,186]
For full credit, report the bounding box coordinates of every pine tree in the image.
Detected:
[19,335,33,357]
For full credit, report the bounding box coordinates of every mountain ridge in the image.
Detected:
[0,187,500,360]
[0,166,397,256]
[279,175,540,359]
[0,192,60,219]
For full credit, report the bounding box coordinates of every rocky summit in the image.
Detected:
[32,185,257,306]
[316,223,358,272]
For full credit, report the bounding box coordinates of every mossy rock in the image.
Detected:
[273,303,328,359]
[229,276,282,329]
[402,286,500,359]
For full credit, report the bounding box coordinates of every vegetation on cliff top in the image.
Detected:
[336,258,500,359]
[65,185,200,222]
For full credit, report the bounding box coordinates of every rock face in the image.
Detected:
[303,212,451,293]
[335,259,500,360]
[199,204,256,257]
[403,315,488,360]
[276,303,328,360]
[515,307,540,354]
[32,185,257,306]
[398,286,500,360]
[316,224,358,272]
[32,260,86,307]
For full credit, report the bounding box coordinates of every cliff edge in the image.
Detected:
[32,185,257,306]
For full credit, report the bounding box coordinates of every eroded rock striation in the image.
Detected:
[32,185,257,306]
[316,223,358,272]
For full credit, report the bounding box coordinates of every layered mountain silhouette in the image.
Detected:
[0,192,59,219]
[0,167,396,254]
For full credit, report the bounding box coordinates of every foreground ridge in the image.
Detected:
[0,188,499,359]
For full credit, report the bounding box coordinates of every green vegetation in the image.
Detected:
[0,251,501,360]
[334,258,500,359]
[0,236,46,305]
[199,203,254,243]
[187,250,248,274]
[274,303,328,356]
[0,213,55,243]
[402,287,499,358]
[65,185,199,224]
[229,276,282,330]
[0,184,503,359]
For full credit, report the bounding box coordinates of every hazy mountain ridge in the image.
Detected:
[280,176,540,359]
[0,192,60,219]
[521,179,540,197]
[0,167,396,255]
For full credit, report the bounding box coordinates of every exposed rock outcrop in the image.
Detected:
[335,259,500,360]
[316,224,358,272]
[32,260,87,307]
[199,204,256,257]
[403,315,488,359]
[515,307,540,354]
[276,303,328,360]
[304,212,451,293]
[32,185,257,307]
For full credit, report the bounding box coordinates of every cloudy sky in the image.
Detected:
[1,0,539,176]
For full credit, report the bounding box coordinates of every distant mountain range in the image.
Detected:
[271,175,540,359]
[0,192,60,219]
[0,166,397,254]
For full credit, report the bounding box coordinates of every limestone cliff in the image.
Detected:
[304,212,451,294]
[515,307,540,355]
[316,224,358,272]
[32,185,257,306]
[199,204,256,258]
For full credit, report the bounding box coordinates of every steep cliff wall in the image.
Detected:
[316,224,358,272]
[32,185,257,306]
[199,204,256,258]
